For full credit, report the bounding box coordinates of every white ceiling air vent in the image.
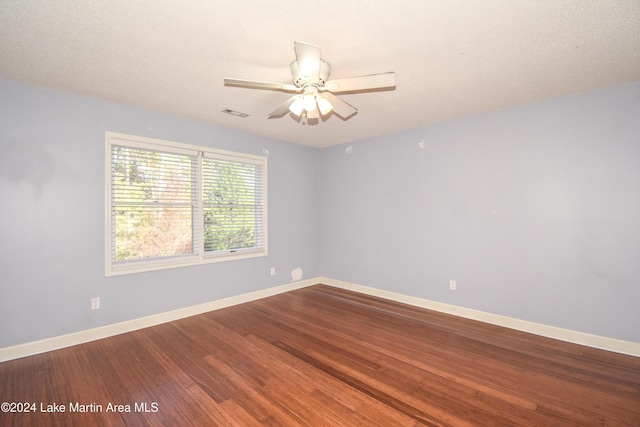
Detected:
[222,108,249,118]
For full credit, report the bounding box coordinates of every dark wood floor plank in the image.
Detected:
[1,284,639,426]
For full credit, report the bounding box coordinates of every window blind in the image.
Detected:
[105,132,267,276]
[110,145,199,263]
[202,156,265,255]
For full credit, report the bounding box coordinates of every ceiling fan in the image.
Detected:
[224,41,396,120]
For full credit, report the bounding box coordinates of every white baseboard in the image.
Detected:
[319,277,640,358]
[0,278,317,362]
[3,277,639,362]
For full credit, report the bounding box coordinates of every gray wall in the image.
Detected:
[0,79,319,348]
[319,81,640,343]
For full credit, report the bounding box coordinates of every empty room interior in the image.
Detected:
[1,1,639,426]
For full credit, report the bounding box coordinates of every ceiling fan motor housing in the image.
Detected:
[290,59,331,87]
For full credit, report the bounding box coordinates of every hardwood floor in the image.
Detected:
[1,284,639,426]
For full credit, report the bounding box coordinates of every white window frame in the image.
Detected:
[105,131,267,276]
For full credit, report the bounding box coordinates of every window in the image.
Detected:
[105,132,267,276]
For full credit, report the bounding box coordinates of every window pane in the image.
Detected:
[111,145,197,262]
[202,158,263,253]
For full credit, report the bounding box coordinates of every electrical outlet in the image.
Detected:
[449,280,456,291]
[270,267,276,276]
[91,297,100,310]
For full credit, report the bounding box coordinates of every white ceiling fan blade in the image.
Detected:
[268,95,299,117]
[326,93,357,119]
[323,72,396,93]
[224,78,299,92]
[294,41,321,84]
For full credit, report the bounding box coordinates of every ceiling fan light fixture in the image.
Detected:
[289,96,304,116]
[303,93,317,112]
[316,96,333,115]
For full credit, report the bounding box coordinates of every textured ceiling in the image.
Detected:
[1,1,639,148]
